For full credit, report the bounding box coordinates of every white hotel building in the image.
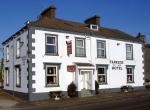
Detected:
[2,6,145,101]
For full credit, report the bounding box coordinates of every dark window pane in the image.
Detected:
[47,67,56,75]
[98,68,104,74]
[46,45,56,53]
[47,76,57,84]
[47,37,55,44]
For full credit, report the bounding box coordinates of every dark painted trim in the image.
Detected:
[3,89,28,100]
[28,27,36,101]
[44,63,61,87]
[96,65,108,85]
[126,65,135,84]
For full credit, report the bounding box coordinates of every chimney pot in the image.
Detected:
[84,15,100,26]
[41,5,56,18]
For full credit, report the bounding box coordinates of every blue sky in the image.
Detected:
[0,0,150,59]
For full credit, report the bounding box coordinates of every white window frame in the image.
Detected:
[16,39,20,58]
[126,66,134,83]
[16,66,21,87]
[6,45,9,61]
[5,68,9,86]
[90,24,99,31]
[97,40,106,58]
[126,44,133,60]
[97,66,107,84]
[75,38,86,57]
[45,34,58,55]
[45,65,58,87]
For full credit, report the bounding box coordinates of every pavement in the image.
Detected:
[1,89,150,110]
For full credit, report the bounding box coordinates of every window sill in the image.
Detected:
[45,84,59,87]
[6,84,9,86]
[126,59,134,60]
[97,57,106,59]
[127,82,134,84]
[6,60,9,62]
[16,56,20,59]
[98,83,108,85]
[16,85,21,88]
[75,55,86,58]
[45,53,59,56]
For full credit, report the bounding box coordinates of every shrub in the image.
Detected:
[67,82,77,97]
[95,80,99,95]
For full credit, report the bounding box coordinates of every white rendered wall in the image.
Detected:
[3,31,28,93]
[32,29,144,93]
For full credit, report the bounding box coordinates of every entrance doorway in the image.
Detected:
[80,70,92,90]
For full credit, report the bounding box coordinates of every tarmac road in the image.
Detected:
[3,93,150,110]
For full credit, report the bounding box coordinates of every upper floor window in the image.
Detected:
[126,44,133,60]
[6,45,9,62]
[126,66,134,83]
[16,65,21,87]
[5,68,9,86]
[75,38,86,57]
[97,40,106,58]
[16,39,20,58]
[45,34,58,55]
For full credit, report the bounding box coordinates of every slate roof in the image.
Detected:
[28,16,142,42]
[2,13,143,45]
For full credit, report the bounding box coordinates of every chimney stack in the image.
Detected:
[136,32,146,43]
[84,15,100,26]
[41,5,56,19]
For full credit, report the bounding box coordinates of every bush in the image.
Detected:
[95,80,99,95]
[67,82,77,97]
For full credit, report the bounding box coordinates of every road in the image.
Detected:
[3,93,150,110]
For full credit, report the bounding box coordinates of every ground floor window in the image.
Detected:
[97,65,108,84]
[16,65,21,87]
[45,65,59,86]
[5,68,9,86]
[126,66,134,83]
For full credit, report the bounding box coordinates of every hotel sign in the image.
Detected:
[67,65,76,72]
[66,41,72,56]
[110,60,123,70]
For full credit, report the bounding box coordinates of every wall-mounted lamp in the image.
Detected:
[117,43,120,46]
[20,41,24,48]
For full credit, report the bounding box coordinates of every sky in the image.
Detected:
[0,0,150,59]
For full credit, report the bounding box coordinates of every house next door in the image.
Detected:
[80,70,93,90]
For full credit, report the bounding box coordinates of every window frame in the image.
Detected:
[97,40,106,58]
[6,45,9,62]
[75,37,86,57]
[126,44,133,60]
[97,65,108,85]
[45,65,59,87]
[126,66,134,83]
[45,34,58,55]
[5,68,9,86]
[16,38,21,58]
[15,65,21,87]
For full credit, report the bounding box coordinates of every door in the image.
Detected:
[80,70,92,90]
